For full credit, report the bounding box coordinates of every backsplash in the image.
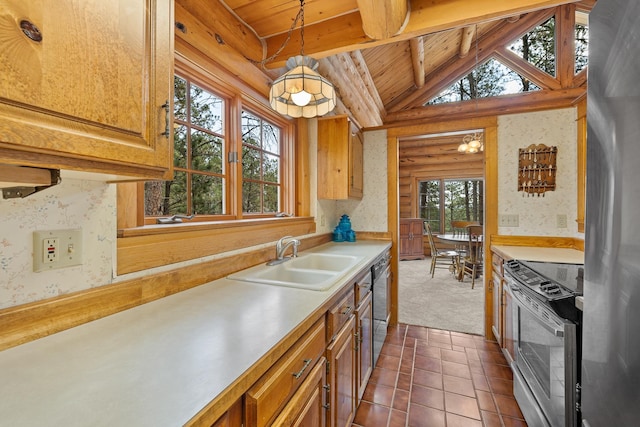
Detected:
[0,178,115,309]
[497,108,579,237]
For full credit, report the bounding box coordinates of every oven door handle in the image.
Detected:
[508,281,565,338]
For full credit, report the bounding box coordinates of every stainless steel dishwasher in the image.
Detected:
[371,251,390,366]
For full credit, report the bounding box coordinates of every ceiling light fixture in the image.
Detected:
[458,25,483,154]
[458,133,484,153]
[269,0,336,118]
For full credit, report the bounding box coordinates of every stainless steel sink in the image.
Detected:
[227,253,363,291]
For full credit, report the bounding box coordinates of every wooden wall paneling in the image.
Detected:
[348,50,387,117]
[360,41,415,107]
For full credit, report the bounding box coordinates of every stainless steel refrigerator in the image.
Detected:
[583,0,640,426]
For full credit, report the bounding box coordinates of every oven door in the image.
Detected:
[508,279,578,427]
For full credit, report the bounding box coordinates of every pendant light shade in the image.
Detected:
[270,56,336,118]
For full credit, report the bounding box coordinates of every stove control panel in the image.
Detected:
[505,260,574,301]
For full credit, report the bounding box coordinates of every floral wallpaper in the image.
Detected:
[497,108,579,237]
[0,109,579,310]
[0,177,115,309]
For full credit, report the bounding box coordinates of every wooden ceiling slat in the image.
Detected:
[388,9,556,112]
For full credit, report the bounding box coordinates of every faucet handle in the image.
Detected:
[292,239,300,257]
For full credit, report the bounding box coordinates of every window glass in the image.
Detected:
[144,75,226,217]
[508,17,556,77]
[241,110,282,214]
[575,12,589,74]
[419,179,484,233]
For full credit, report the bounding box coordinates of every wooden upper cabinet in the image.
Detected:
[317,115,363,200]
[0,0,174,180]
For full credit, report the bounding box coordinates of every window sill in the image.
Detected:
[118,216,313,238]
[116,216,317,275]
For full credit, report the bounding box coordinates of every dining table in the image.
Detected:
[435,234,483,280]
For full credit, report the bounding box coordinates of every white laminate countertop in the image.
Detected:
[491,245,584,264]
[0,240,390,426]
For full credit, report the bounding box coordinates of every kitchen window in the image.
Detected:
[419,178,484,233]
[142,69,293,223]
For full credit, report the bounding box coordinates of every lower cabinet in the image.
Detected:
[271,357,328,427]
[326,316,357,427]
[399,218,425,260]
[211,398,242,427]
[237,260,383,427]
[245,318,327,427]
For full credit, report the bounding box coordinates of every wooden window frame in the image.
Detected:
[115,49,313,276]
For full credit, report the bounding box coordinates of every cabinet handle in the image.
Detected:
[161,100,170,139]
[354,332,360,352]
[292,358,313,379]
[341,305,353,317]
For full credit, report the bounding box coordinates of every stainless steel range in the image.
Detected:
[504,260,583,427]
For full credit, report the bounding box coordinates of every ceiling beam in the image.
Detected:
[356,0,410,40]
[493,47,562,90]
[264,0,579,68]
[409,37,425,88]
[317,54,384,128]
[459,26,476,58]
[388,9,555,111]
[348,50,387,117]
[384,87,585,126]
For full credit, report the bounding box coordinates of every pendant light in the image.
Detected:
[269,0,336,118]
[458,25,483,154]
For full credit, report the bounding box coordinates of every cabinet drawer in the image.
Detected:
[327,288,355,342]
[491,253,504,276]
[355,271,372,307]
[245,318,326,427]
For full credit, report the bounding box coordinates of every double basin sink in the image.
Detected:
[228,253,364,291]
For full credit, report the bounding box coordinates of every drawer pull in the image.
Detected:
[292,358,313,379]
[341,305,354,316]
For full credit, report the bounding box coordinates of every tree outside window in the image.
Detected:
[419,179,484,233]
[241,111,281,214]
[145,75,226,217]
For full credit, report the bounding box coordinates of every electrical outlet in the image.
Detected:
[557,214,568,228]
[499,214,519,227]
[33,229,83,272]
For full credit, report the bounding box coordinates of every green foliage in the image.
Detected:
[419,179,484,233]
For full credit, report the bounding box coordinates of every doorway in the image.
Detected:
[386,117,498,339]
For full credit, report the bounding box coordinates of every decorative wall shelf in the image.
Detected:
[518,144,557,197]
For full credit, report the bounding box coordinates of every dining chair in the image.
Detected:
[425,223,460,278]
[461,225,483,288]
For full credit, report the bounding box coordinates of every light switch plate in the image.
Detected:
[499,214,519,227]
[33,229,83,272]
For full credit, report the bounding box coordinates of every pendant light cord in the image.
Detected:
[242,1,305,69]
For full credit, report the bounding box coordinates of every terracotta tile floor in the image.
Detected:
[353,324,528,427]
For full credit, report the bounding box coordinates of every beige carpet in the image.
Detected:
[398,257,485,336]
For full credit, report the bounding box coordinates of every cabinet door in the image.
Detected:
[326,316,356,427]
[409,220,424,257]
[348,130,363,199]
[0,0,173,179]
[271,357,327,427]
[356,292,372,402]
[317,115,362,200]
[211,398,243,427]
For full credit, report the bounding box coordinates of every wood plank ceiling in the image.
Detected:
[179,0,596,129]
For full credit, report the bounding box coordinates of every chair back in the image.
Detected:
[451,220,481,237]
[425,222,438,255]
[466,225,483,263]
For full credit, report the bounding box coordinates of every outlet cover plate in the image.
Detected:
[33,229,83,272]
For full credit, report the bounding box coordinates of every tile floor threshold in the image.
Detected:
[352,323,528,427]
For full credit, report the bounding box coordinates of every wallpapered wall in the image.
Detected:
[497,108,579,237]
[0,109,577,309]
[0,178,115,309]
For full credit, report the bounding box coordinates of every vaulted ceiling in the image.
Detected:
[177,0,596,129]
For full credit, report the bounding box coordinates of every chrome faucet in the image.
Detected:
[267,236,300,265]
